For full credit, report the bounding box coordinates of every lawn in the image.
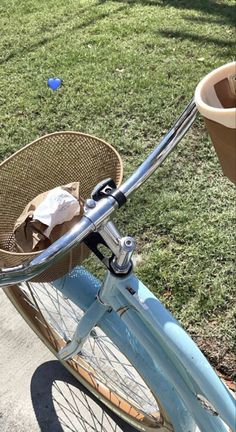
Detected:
[0,0,235,379]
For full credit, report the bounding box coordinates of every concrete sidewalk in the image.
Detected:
[0,290,137,432]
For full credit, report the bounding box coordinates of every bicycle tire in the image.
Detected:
[3,279,175,432]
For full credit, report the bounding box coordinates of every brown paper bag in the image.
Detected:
[13,182,83,253]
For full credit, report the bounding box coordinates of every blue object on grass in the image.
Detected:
[47,77,62,90]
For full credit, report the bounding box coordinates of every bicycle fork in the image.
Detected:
[58,219,136,361]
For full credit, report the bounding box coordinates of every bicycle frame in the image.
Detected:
[53,266,235,432]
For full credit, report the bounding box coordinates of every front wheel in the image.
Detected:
[4,278,176,432]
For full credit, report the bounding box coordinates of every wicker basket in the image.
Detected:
[0,132,123,282]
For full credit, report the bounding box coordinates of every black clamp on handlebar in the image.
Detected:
[84,232,133,277]
[91,178,126,208]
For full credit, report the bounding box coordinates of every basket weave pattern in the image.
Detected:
[0,132,123,281]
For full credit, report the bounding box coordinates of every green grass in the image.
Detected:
[0,0,235,377]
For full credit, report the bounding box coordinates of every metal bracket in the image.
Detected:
[83,232,114,270]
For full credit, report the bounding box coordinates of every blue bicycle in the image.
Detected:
[0,66,235,432]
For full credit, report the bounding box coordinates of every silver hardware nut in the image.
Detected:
[85,199,96,209]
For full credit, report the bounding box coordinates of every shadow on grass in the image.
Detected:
[183,14,235,27]
[110,0,236,26]
[2,1,234,66]
[31,360,138,432]
[158,29,235,48]
[0,4,128,65]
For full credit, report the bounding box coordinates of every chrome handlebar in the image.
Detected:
[0,99,198,287]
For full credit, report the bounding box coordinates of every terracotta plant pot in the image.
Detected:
[195,62,236,183]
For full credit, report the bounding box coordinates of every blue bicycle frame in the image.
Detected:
[52,266,235,432]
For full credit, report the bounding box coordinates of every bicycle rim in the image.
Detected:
[4,281,173,432]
